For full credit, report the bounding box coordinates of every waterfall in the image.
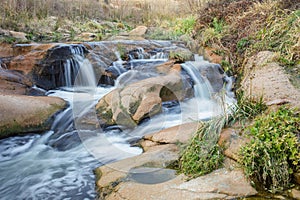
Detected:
[62,45,96,88]
[181,62,212,100]
[0,41,236,200]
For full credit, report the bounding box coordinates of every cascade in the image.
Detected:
[0,41,235,200]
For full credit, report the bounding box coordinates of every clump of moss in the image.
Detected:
[239,106,300,193]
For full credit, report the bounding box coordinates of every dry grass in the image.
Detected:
[0,0,206,31]
[0,0,108,30]
[195,0,300,79]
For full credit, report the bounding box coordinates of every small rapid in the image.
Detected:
[0,42,235,199]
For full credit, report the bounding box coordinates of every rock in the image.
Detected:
[76,32,97,41]
[32,44,88,89]
[7,43,57,74]
[0,29,27,41]
[186,60,226,93]
[294,171,300,185]
[241,51,300,107]
[100,168,257,200]
[128,26,148,36]
[169,48,194,63]
[95,144,179,198]
[202,47,223,64]
[218,128,248,161]
[9,31,27,41]
[266,99,290,106]
[0,43,14,58]
[0,94,66,138]
[95,71,193,127]
[0,69,32,95]
[142,122,200,147]
[290,189,300,200]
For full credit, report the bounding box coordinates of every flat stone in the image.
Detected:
[103,168,256,200]
[96,144,179,190]
[143,122,200,145]
[175,168,257,197]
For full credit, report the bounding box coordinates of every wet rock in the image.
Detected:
[186,60,226,93]
[241,51,300,108]
[32,44,88,89]
[0,94,66,138]
[0,42,14,58]
[95,70,193,127]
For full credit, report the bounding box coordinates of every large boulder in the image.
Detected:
[240,51,300,107]
[7,43,57,74]
[95,69,193,127]
[1,43,89,90]
[0,94,66,138]
[32,44,89,89]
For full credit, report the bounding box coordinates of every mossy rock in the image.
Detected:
[0,94,66,138]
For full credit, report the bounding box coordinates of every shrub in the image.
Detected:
[239,107,300,193]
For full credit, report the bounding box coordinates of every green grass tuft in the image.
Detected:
[179,116,226,178]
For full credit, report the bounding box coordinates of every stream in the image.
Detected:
[0,41,235,199]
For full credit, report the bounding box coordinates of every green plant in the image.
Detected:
[237,37,251,53]
[239,107,300,193]
[212,18,225,34]
[174,16,196,36]
[228,92,267,125]
[220,60,232,74]
[179,116,226,178]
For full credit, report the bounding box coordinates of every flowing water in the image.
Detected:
[0,42,235,199]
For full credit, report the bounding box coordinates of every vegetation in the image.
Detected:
[179,116,226,178]
[195,0,300,81]
[179,92,267,179]
[239,107,300,193]
[1,0,299,196]
[228,92,267,125]
[0,0,199,43]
